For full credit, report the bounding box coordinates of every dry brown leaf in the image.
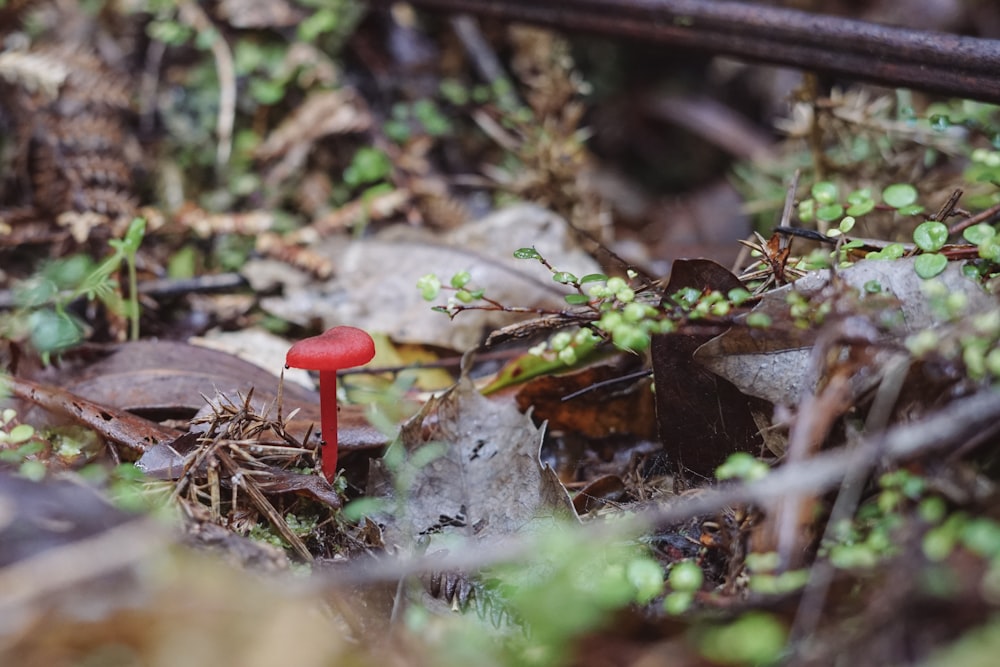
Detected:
[255,88,371,161]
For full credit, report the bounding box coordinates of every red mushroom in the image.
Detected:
[285,326,375,482]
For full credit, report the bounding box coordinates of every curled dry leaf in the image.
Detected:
[255,88,371,160]
[695,257,999,406]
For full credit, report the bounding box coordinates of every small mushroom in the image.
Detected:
[285,326,375,482]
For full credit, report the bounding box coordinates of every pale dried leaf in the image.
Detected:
[258,204,602,350]
[696,257,998,405]
[367,374,576,556]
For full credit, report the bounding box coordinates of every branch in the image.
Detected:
[377,0,1000,103]
[316,388,1000,588]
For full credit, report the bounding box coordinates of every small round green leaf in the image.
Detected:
[627,558,665,604]
[450,271,471,288]
[816,204,844,223]
[669,561,704,592]
[727,287,752,306]
[896,204,925,217]
[552,271,578,284]
[963,223,997,245]
[846,188,872,205]
[811,181,838,205]
[914,253,948,278]
[513,247,541,260]
[913,221,949,252]
[8,424,35,444]
[980,236,1000,261]
[564,294,590,305]
[416,274,441,301]
[846,200,875,217]
[797,199,815,223]
[580,273,609,283]
[882,183,918,209]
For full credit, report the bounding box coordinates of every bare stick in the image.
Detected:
[382,0,1000,103]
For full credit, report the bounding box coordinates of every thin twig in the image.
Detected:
[948,199,1000,235]
[312,388,1000,589]
[177,1,235,169]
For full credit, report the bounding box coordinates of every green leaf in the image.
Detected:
[896,204,925,217]
[746,312,772,328]
[450,271,471,288]
[552,271,578,284]
[564,294,590,305]
[580,273,609,283]
[979,236,1000,261]
[727,287,752,306]
[913,221,949,252]
[248,78,285,106]
[811,181,838,205]
[416,274,441,301]
[797,199,815,223]
[513,247,541,260]
[883,183,918,209]
[914,253,948,278]
[816,204,844,223]
[963,223,997,245]
[867,243,906,261]
[344,147,392,187]
[846,199,875,217]
[669,561,704,592]
[28,309,83,353]
[297,8,338,42]
[846,188,873,205]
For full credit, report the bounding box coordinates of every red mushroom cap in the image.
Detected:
[285,326,376,371]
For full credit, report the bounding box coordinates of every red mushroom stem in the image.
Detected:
[316,369,341,480]
[285,326,375,482]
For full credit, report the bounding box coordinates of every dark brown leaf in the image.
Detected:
[650,259,764,477]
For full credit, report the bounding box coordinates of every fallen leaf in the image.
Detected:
[650,259,765,477]
[514,360,656,441]
[695,257,999,406]
[31,340,317,420]
[367,375,576,557]
[257,204,603,350]
[7,375,178,456]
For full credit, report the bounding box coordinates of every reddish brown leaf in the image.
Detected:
[7,375,178,456]
[572,474,626,515]
[514,359,656,440]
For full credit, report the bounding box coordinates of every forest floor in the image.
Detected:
[2,1,1000,666]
